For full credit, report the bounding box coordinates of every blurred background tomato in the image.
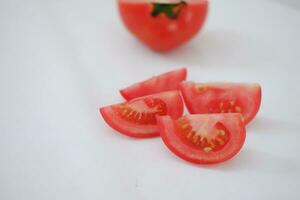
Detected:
[118,0,208,51]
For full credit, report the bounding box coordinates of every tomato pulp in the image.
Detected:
[118,0,209,51]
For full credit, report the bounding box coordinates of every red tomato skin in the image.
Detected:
[180,81,262,125]
[118,0,209,51]
[157,114,246,164]
[120,68,187,100]
[247,86,261,124]
[100,91,184,138]
[100,107,159,138]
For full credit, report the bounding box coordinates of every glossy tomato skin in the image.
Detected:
[120,68,187,100]
[157,113,246,164]
[100,90,183,138]
[180,81,262,125]
[118,0,209,51]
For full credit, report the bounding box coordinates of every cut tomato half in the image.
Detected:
[157,113,246,164]
[180,81,262,125]
[120,68,187,100]
[100,90,183,138]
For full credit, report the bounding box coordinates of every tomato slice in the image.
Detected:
[180,81,262,125]
[157,113,246,164]
[100,90,183,138]
[120,68,187,100]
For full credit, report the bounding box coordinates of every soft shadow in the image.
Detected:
[161,29,255,67]
[247,116,300,133]
[160,146,257,171]
[196,148,257,171]
[269,0,300,11]
[99,124,157,141]
[212,148,300,173]
[162,146,300,173]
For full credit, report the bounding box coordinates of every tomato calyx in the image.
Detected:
[112,98,167,125]
[151,0,188,19]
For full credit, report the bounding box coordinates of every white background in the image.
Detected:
[1,0,300,199]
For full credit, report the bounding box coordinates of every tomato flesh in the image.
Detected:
[180,81,262,125]
[118,0,209,51]
[157,113,246,164]
[112,98,167,125]
[100,90,183,138]
[175,118,231,153]
[120,68,187,100]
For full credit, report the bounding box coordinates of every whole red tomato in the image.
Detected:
[118,0,209,51]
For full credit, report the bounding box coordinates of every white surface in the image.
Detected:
[1,0,300,199]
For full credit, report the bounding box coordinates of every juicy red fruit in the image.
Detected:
[157,113,246,164]
[118,0,209,51]
[120,68,187,100]
[100,90,183,138]
[180,81,262,124]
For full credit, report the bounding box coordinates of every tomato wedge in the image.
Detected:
[157,113,246,164]
[180,81,262,125]
[120,68,187,100]
[100,90,183,138]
